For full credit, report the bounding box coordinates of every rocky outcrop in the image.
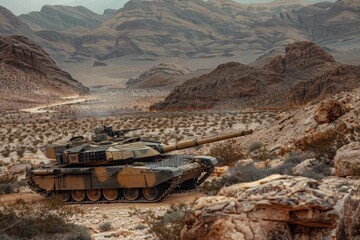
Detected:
[292,158,321,176]
[334,142,360,177]
[314,99,347,124]
[126,63,191,87]
[152,42,360,110]
[0,35,89,109]
[181,175,338,240]
[337,185,360,240]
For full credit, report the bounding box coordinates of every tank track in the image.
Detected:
[195,166,214,187]
[26,169,181,204]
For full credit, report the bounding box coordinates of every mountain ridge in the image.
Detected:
[150,41,360,111]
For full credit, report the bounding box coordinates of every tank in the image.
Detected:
[27,127,252,203]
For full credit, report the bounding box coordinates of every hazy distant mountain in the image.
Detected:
[69,0,125,14]
[0,0,126,15]
[19,5,114,31]
[0,0,358,63]
[0,0,338,16]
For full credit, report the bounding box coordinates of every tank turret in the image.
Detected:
[27,127,253,204]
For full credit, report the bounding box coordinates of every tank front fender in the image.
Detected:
[193,156,218,166]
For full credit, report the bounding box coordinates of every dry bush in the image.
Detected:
[201,155,329,195]
[1,149,11,157]
[99,221,112,232]
[129,204,189,240]
[248,141,263,152]
[0,174,22,195]
[208,139,245,167]
[0,198,89,240]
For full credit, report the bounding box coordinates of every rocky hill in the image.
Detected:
[151,41,360,110]
[126,63,191,88]
[0,35,89,110]
[0,0,359,62]
[0,6,35,37]
[19,5,114,31]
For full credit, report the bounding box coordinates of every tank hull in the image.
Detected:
[27,155,217,203]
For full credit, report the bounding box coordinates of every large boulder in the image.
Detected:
[314,99,347,124]
[334,142,360,177]
[337,185,360,240]
[181,175,338,240]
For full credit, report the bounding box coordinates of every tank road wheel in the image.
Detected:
[123,188,140,201]
[71,190,86,202]
[142,187,159,201]
[86,189,102,202]
[102,189,119,201]
[58,191,71,202]
[180,178,198,189]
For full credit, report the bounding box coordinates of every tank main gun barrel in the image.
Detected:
[160,130,253,153]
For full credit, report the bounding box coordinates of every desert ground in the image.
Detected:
[0,57,279,240]
[1,55,360,240]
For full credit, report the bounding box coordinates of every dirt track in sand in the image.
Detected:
[0,191,202,208]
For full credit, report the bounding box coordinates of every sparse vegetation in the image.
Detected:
[99,221,112,232]
[208,139,245,166]
[248,141,263,152]
[0,198,89,240]
[201,154,331,195]
[129,204,189,240]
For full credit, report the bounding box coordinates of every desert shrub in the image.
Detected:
[300,171,324,180]
[15,147,25,158]
[0,173,17,184]
[0,198,88,239]
[208,140,245,166]
[129,204,189,240]
[248,141,263,152]
[201,164,274,195]
[201,154,326,195]
[0,174,18,195]
[1,149,11,158]
[270,156,301,175]
[99,221,112,232]
[250,147,277,162]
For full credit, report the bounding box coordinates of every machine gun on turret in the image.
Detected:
[92,126,141,142]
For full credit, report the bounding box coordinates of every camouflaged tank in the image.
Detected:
[27,127,252,203]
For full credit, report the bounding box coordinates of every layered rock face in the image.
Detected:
[181,175,338,240]
[337,185,360,240]
[152,41,360,110]
[0,35,88,109]
[18,5,110,32]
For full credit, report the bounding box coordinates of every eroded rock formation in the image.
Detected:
[314,99,347,124]
[181,175,338,240]
[337,185,360,240]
